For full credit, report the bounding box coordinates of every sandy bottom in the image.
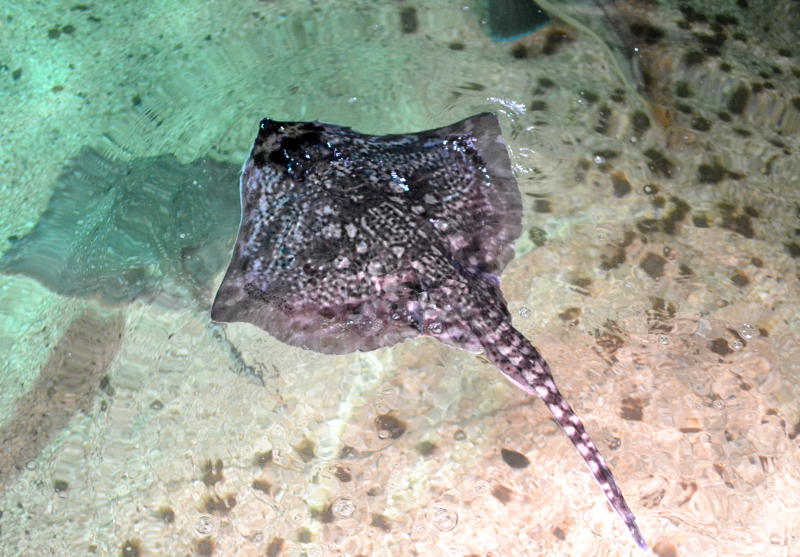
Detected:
[1,1,799,556]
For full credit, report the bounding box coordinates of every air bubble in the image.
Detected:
[731,340,744,351]
[593,155,606,165]
[428,322,443,335]
[411,522,428,539]
[740,323,757,339]
[390,312,401,321]
[431,506,458,531]
[658,335,669,345]
[518,306,531,318]
[332,498,356,519]
[712,399,725,410]
[195,516,215,535]
[473,480,489,495]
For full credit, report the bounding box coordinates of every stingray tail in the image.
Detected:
[475,316,647,549]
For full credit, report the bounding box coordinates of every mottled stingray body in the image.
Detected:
[212,113,646,548]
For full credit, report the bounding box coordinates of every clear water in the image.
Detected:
[1,1,799,555]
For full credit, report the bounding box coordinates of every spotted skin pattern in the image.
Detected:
[212,113,646,549]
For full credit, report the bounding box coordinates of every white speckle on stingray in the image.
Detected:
[535,385,549,399]
[335,257,350,270]
[322,224,340,239]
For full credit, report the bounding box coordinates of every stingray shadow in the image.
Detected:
[1,148,241,308]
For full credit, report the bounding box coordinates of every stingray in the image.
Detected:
[212,113,647,548]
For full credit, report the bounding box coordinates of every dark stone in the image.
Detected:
[371,514,391,532]
[691,117,711,131]
[675,81,692,98]
[727,84,750,114]
[501,448,530,469]
[611,173,632,197]
[266,538,284,557]
[416,441,437,456]
[492,484,513,504]
[375,414,406,439]
[510,45,527,59]
[730,271,749,287]
[533,199,551,213]
[710,338,732,355]
[632,111,650,134]
[643,149,674,177]
[121,539,142,557]
[399,6,418,33]
[682,50,705,66]
[543,30,571,55]
[620,396,644,421]
[698,163,726,184]
[629,22,665,45]
[640,253,667,279]
[334,466,352,482]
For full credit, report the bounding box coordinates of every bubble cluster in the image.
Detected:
[428,322,443,335]
[473,479,489,495]
[331,498,356,519]
[431,505,458,531]
[740,323,757,339]
[195,515,215,535]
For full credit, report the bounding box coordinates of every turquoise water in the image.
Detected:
[1,1,799,555]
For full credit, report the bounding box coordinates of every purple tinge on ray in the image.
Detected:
[212,113,646,548]
[212,113,521,354]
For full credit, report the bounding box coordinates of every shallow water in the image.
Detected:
[1,1,799,555]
